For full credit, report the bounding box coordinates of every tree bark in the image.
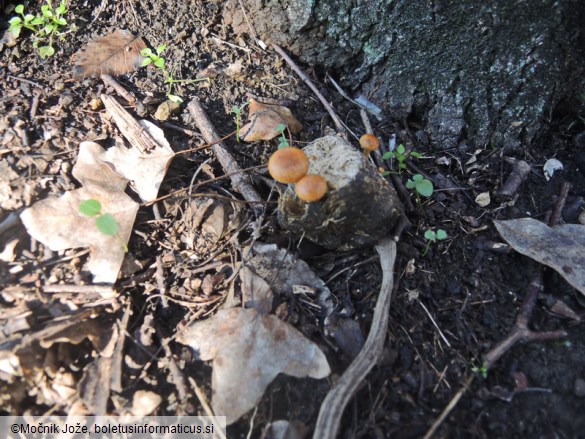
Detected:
[224,0,585,151]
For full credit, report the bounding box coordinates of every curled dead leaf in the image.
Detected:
[241,98,302,142]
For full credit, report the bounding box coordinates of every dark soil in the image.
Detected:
[1,1,585,438]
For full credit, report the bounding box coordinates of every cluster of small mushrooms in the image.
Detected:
[267,134,381,202]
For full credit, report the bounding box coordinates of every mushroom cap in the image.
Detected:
[268,147,309,183]
[359,134,380,152]
[295,174,328,202]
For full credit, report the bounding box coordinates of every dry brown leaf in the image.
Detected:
[494,218,585,295]
[241,98,303,142]
[177,307,330,424]
[72,29,146,78]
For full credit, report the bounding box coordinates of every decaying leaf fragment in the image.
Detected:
[494,218,585,295]
[72,29,146,78]
[177,307,330,424]
[240,98,303,142]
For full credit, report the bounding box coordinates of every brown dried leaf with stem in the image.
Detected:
[72,29,146,78]
[240,98,303,142]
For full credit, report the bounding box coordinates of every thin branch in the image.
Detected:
[271,43,346,134]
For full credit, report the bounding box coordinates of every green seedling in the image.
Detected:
[9,0,68,59]
[275,123,290,149]
[381,144,422,174]
[79,199,127,252]
[471,362,488,379]
[423,228,447,256]
[231,101,249,142]
[406,173,434,201]
[140,44,208,104]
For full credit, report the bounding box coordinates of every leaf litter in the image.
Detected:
[177,307,330,424]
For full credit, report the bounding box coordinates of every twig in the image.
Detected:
[419,300,451,348]
[188,377,228,439]
[271,43,346,134]
[422,375,474,439]
[313,236,397,439]
[483,182,572,370]
[496,158,531,200]
[187,97,263,217]
[101,94,159,153]
[101,75,146,115]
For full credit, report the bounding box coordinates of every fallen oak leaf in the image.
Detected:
[177,307,330,424]
[240,98,302,142]
[72,29,147,78]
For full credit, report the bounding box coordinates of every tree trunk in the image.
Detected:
[223,0,585,151]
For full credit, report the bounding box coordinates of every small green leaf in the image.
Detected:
[424,230,436,241]
[24,13,36,22]
[275,123,286,133]
[55,17,66,25]
[140,57,152,67]
[30,16,44,25]
[41,5,53,17]
[79,199,102,217]
[412,174,423,182]
[15,4,25,14]
[416,179,434,197]
[44,24,55,34]
[156,44,167,54]
[231,105,241,114]
[436,229,448,240]
[56,4,66,14]
[39,45,55,58]
[405,179,415,189]
[140,47,153,57]
[167,94,183,104]
[399,163,407,170]
[397,144,405,154]
[9,16,22,25]
[381,151,393,160]
[154,57,165,69]
[96,214,119,236]
[410,151,422,158]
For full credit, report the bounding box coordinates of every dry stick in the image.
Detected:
[483,182,571,369]
[496,158,531,200]
[101,74,146,115]
[422,375,474,439]
[313,237,397,439]
[271,43,346,135]
[101,94,159,153]
[187,97,263,217]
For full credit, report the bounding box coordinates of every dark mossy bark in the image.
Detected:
[224,0,585,151]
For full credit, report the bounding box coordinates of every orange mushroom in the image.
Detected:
[359,133,380,158]
[268,147,309,183]
[294,174,328,202]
